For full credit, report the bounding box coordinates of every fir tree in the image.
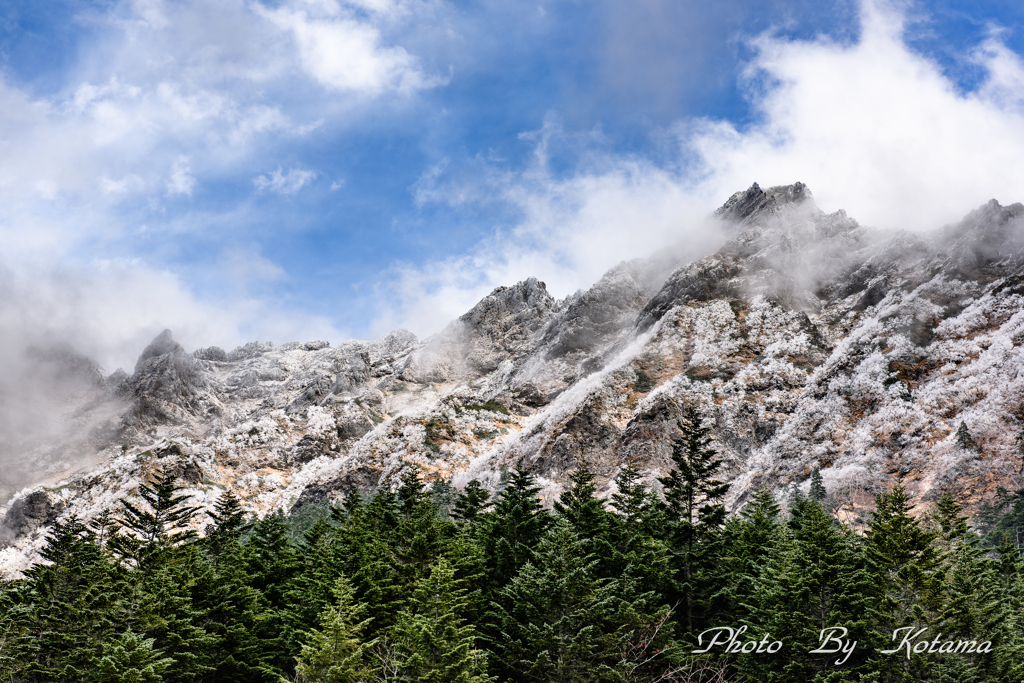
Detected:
[94,631,174,683]
[488,519,626,683]
[203,490,247,561]
[481,469,551,588]
[393,558,492,683]
[864,485,944,682]
[747,500,872,682]
[452,480,491,526]
[607,464,672,600]
[109,469,200,568]
[809,469,827,503]
[659,407,730,635]
[9,517,121,682]
[954,421,980,452]
[124,553,218,682]
[553,465,616,576]
[243,512,303,677]
[294,577,375,683]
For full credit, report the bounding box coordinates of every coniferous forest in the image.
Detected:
[3,410,1024,683]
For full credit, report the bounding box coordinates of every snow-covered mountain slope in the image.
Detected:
[4,182,1024,576]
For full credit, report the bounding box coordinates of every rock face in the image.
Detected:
[5,182,1024,576]
[401,277,557,383]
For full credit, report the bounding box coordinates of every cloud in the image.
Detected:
[254,166,318,194]
[167,156,197,196]
[388,0,1024,336]
[0,0,444,232]
[260,0,443,95]
[690,0,1024,232]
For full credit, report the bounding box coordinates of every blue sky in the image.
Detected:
[2,0,1024,369]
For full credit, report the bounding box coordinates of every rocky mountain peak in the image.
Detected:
[401,277,557,383]
[714,181,814,225]
[135,329,185,370]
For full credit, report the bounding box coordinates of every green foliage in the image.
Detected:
[393,558,492,683]
[810,469,827,503]
[452,480,491,526]
[108,469,200,568]
[95,631,174,683]
[294,577,375,683]
[954,421,980,452]
[7,462,1024,683]
[462,401,510,415]
[632,370,654,393]
[659,407,730,635]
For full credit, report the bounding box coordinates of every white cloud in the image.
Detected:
[254,166,318,194]
[0,256,346,373]
[167,156,197,196]
[261,1,441,95]
[690,0,1024,232]
[387,0,1024,336]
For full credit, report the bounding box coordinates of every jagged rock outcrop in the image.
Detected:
[4,182,1024,578]
[401,277,557,383]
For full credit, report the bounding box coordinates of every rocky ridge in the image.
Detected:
[3,181,1024,576]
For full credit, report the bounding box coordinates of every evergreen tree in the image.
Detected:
[607,464,672,600]
[721,487,783,629]
[243,512,303,677]
[553,465,616,576]
[747,500,872,682]
[203,490,247,561]
[809,469,827,503]
[954,421,980,452]
[7,517,121,682]
[481,469,551,588]
[488,519,625,683]
[94,631,174,683]
[109,469,200,568]
[191,543,275,681]
[659,408,730,635]
[393,558,492,683]
[452,480,491,526]
[864,485,944,682]
[124,553,218,682]
[294,577,375,683]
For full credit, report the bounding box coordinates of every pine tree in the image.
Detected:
[659,407,730,635]
[294,576,375,683]
[392,558,492,683]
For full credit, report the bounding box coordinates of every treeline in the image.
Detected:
[2,409,1024,682]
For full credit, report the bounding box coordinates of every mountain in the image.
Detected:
[3,182,1024,576]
